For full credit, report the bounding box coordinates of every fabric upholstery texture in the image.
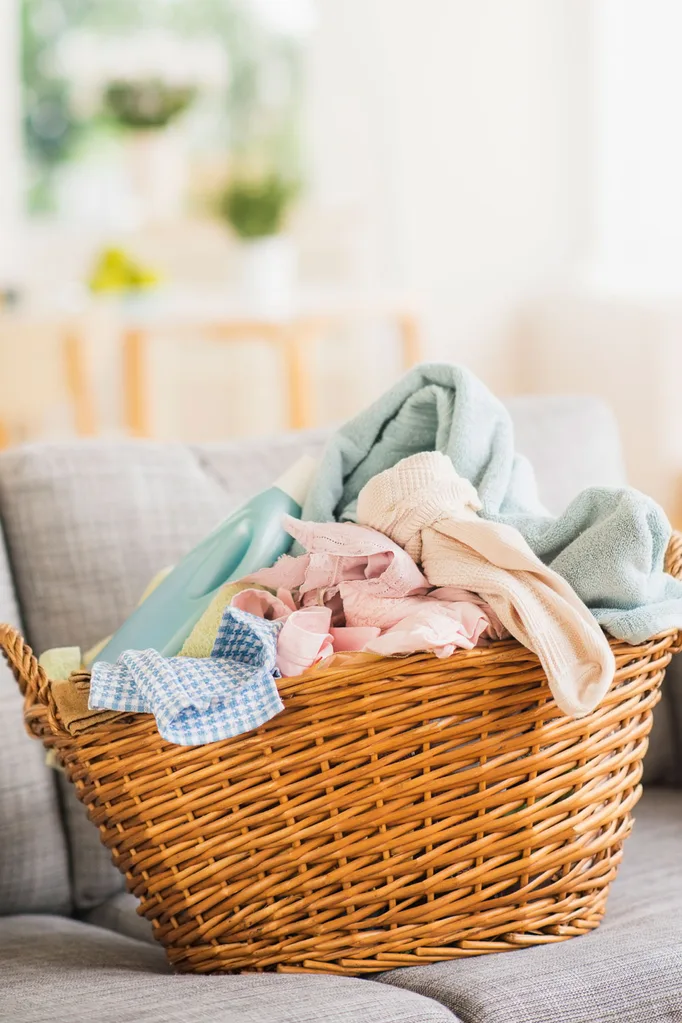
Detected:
[83,890,154,945]
[505,395,626,514]
[0,915,459,1023]
[0,519,70,916]
[57,794,119,911]
[646,653,682,787]
[0,435,324,912]
[378,788,682,1023]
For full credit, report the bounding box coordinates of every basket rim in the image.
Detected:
[27,625,679,748]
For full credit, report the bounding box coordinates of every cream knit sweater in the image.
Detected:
[357,451,615,717]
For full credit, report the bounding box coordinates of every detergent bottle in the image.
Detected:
[90,455,318,665]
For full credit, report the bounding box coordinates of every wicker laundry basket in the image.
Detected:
[4,533,682,976]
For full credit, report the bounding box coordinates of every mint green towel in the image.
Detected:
[300,363,682,643]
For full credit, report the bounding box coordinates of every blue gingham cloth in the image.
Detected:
[89,607,284,745]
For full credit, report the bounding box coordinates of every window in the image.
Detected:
[20,0,311,221]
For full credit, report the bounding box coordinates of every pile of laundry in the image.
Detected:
[90,473,519,746]
[42,363,682,747]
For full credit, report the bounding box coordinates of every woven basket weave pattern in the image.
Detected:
[3,531,681,975]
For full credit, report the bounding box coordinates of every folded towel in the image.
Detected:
[90,607,284,745]
[300,362,682,643]
[358,451,615,716]
[51,677,119,735]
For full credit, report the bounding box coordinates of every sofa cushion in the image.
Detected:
[0,441,237,912]
[0,435,327,911]
[84,890,154,945]
[0,520,71,916]
[378,788,682,1023]
[0,435,329,655]
[0,916,459,1023]
[505,394,626,513]
[645,653,682,787]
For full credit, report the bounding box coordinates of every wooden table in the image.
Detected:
[0,290,423,444]
[120,291,423,437]
[0,312,96,447]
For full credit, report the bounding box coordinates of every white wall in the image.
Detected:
[589,0,682,293]
[516,1,682,519]
[307,0,592,392]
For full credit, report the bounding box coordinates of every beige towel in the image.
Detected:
[357,451,615,718]
[51,676,120,735]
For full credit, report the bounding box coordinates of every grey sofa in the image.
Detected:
[0,396,680,1023]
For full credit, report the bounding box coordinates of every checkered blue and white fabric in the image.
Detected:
[89,607,284,745]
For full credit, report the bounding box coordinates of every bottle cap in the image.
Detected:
[273,455,319,508]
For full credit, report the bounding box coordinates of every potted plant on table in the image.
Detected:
[103,76,197,224]
[55,28,227,224]
[220,172,300,314]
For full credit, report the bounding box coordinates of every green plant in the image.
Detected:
[103,79,196,130]
[220,174,298,239]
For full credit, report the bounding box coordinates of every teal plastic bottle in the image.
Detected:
[90,456,318,666]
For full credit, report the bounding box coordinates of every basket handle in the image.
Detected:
[663,531,682,654]
[665,530,682,581]
[0,623,60,740]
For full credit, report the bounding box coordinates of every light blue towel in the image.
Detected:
[299,363,682,643]
[89,607,284,745]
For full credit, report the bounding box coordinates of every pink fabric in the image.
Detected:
[231,588,295,620]
[338,586,502,637]
[330,626,381,651]
[276,606,334,677]
[248,515,429,600]
[365,605,489,659]
[240,516,497,667]
[231,590,334,676]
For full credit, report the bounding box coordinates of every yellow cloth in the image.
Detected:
[38,646,82,681]
[178,582,269,658]
[45,750,63,772]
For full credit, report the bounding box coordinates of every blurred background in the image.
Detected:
[1,0,682,520]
